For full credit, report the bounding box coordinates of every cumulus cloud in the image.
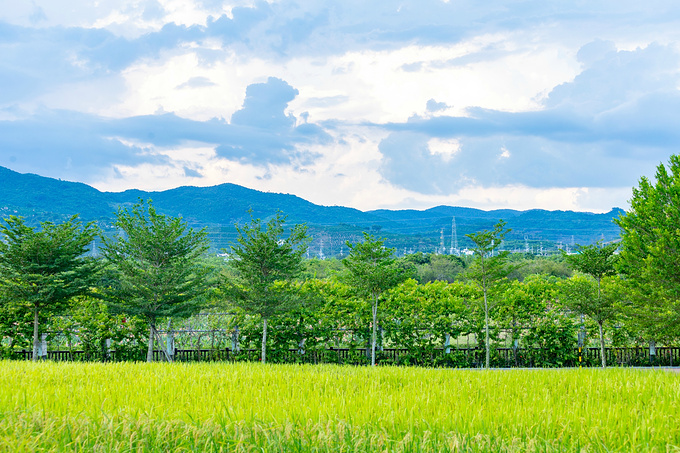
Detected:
[0,109,167,181]
[2,1,680,212]
[231,77,298,130]
[175,76,216,89]
[183,166,203,178]
[378,42,680,193]
[28,3,47,24]
[426,99,448,113]
[0,77,332,181]
[218,77,331,165]
[6,0,677,81]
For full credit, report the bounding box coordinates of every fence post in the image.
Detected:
[445,333,451,354]
[166,335,174,361]
[106,338,112,361]
[167,319,175,362]
[649,340,656,366]
[39,333,48,360]
[298,338,306,356]
[577,329,586,368]
[232,326,240,353]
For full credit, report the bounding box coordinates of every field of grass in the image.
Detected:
[0,361,678,452]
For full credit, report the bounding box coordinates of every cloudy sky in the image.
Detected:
[1,1,679,212]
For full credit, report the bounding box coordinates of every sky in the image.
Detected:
[1,1,680,213]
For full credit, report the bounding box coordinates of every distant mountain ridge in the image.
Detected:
[0,166,623,256]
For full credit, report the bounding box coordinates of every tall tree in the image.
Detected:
[562,241,619,367]
[615,154,680,341]
[465,220,513,368]
[0,215,99,361]
[225,213,309,364]
[498,275,556,357]
[102,200,212,362]
[559,274,622,368]
[342,233,409,366]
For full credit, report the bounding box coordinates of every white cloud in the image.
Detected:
[98,36,578,126]
[428,138,460,161]
[2,1,680,214]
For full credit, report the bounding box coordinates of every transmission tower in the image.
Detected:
[449,217,459,255]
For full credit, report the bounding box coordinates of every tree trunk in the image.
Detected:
[147,323,155,362]
[371,294,378,366]
[195,334,203,361]
[68,333,73,362]
[598,321,607,368]
[168,318,175,362]
[32,306,39,362]
[483,287,490,369]
[480,254,490,369]
[512,315,518,367]
[596,276,606,368]
[261,317,268,364]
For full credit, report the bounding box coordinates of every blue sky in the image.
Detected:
[1,1,679,212]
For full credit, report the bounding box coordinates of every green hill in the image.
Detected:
[0,166,623,256]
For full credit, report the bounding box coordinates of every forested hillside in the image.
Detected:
[0,166,623,255]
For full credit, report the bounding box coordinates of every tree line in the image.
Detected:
[2,156,680,367]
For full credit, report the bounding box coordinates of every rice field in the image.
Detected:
[0,362,678,452]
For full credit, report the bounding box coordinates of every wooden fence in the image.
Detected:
[11,346,680,367]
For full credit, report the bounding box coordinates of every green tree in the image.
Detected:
[506,254,572,281]
[559,274,623,368]
[0,215,99,361]
[101,200,212,362]
[342,233,410,366]
[411,254,465,283]
[615,155,680,342]
[498,275,557,357]
[465,220,514,368]
[382,279,469,365]
[522,309,577,368]
[0,300,33,358]
[562,241,619,367]
[51,297,148,361]
[225,213,309,364]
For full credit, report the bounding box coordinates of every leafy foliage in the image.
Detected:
[101,199,212,362]
[382,279,471,365]
[0,215,99,360]
[522,309,578,367]
[342,233,411,365]
[559,274,623,367]
[563,241,619,284]
[465,220,515,368]
[50,298,148,362]
[224,212,309,363]
[615,154,680,341]
[560,241,620,367]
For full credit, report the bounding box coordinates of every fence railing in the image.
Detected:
[10,346,680,367]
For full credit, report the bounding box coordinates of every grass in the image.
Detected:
[0,361,678,452]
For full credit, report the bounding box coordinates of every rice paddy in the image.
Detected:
[0,361,678,452]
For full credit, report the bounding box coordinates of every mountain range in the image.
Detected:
[0,166,624,257]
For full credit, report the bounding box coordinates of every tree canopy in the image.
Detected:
[101,199,212,362]
[465,220,514,368]
[0,215,99,360]
[615,154,680,341]
[342,232,410,366]
[225,212,309,363]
